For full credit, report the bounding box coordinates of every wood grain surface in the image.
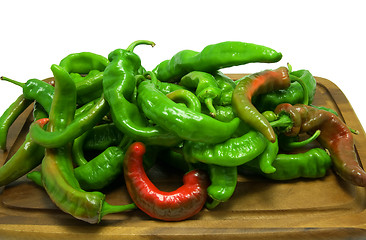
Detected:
[0,75,366,240]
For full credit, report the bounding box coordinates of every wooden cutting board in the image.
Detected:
[0,75,366,240]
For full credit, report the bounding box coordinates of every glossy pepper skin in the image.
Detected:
[180,71,221,116]
[137,80,240,144]
[29,95,109,148]
[0,115,48,187]
[0,94,32,150]
[166,89,202,112]
[183,130,267,167]
[206,164,237,209]
[232,67,291,143]
[73,146,125,190]
[153,41,282,82]
[241,148,332,180]
[41,64,135,224]
[1,77,54,114]
[124,142,209,221]
[254,68,317,112]
[59,52,109,74]
[103,40,181,146]
[275,103,366,187]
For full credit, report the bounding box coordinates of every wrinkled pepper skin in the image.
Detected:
[74,146,125,190]
[241,148,332,180]
[275,103,366,187]
[124,142,209,221]
[232,67,290,143]
[183,130,267,167]
[153,41,282,82]
[137,80,240,144]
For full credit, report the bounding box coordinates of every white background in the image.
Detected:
[1,0,365,131]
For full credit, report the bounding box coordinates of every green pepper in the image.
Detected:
[103,40,181,147]
[72,70,104,105]
[166,89,202,112]
[180,71,221,116]
[73,146,125,190]
[137,80,240,144]
[256,137,279,174]
[59,52,109,74]
[0,104,48,186]
[254,67,317,112]
[1,77,54,114]
[153,41,282,82]
[0,94,32,150]
[241,148,332,180]
[206,164,237,209]
[41,64,135,224]
[214,71,236,106]
[29,95,109,148]
[183,130,267,167]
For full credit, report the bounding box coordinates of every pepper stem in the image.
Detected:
[100,202,137,218]
[284,130,321,149]
[1,76,25,88]
[269,114,293,128]
[204,98,217,117]
[126,40,156,52]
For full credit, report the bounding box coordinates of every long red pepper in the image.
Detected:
[232,67,290,143]
[123,142,209,221]
[275,103,366,187]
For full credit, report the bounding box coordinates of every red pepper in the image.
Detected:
[123,142,209,221]
[232,67,290,143]
[275,103,366,187]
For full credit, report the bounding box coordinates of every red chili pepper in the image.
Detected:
[275,103,366,187]
[232,67,290,143]
[123,142,209,221]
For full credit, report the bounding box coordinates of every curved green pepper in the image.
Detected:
[59,52,109,74]
[103,40,181,147]
[137,80,240,144]
[166,89,202,112]
[180,71,221,116]
[241,148,332,180]
[0,94,32,150]
[153,41,282,82]
[183,130,267,167]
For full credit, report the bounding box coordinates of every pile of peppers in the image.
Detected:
[0,40,364,224]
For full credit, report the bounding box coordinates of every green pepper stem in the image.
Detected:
[100,202,137,218]
[290,74,309,105]
[205,199,221,209]
[1,76,25,88]
[126,40,156,52]
[269,114,293,128]
[285,130,321,149]
[204,98,216,117]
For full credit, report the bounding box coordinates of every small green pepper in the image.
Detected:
[180,71,221,116]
